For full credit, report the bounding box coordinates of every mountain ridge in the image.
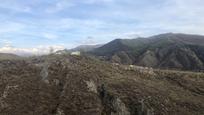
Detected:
[70,44,103,52]
[91,33,204,70]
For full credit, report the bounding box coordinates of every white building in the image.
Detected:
[71,51,81,56]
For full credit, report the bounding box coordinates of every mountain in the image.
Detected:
[92,33,204,70]
[0,54,203,115]
[71,44,103,52]
[0,53,21,60]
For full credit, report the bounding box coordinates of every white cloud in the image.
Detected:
[0,39,12,47]
[42,33,59,40]
[45,0,115,13]
[0,45,65,56]
[45,0,75,13]
[52,18,106,29]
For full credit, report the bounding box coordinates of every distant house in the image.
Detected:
[129,65,134,68]
[71,51,81,56]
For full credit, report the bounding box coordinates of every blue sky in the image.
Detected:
[0,0,204,55]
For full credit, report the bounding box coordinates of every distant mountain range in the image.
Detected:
[1,33,204,70]
[90,33,204,70]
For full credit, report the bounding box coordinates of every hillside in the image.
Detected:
[0,54,203,115]
[71,44,103,52]
[92,33,204,70]
[0,53,21,60]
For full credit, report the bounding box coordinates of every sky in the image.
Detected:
[0,0,204,55]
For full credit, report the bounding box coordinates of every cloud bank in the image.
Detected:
[0,45,65,56]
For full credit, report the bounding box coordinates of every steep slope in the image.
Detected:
[0,54,204,115]
[92,33,204,70]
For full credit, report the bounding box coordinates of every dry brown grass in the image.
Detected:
[0,54,203,115]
